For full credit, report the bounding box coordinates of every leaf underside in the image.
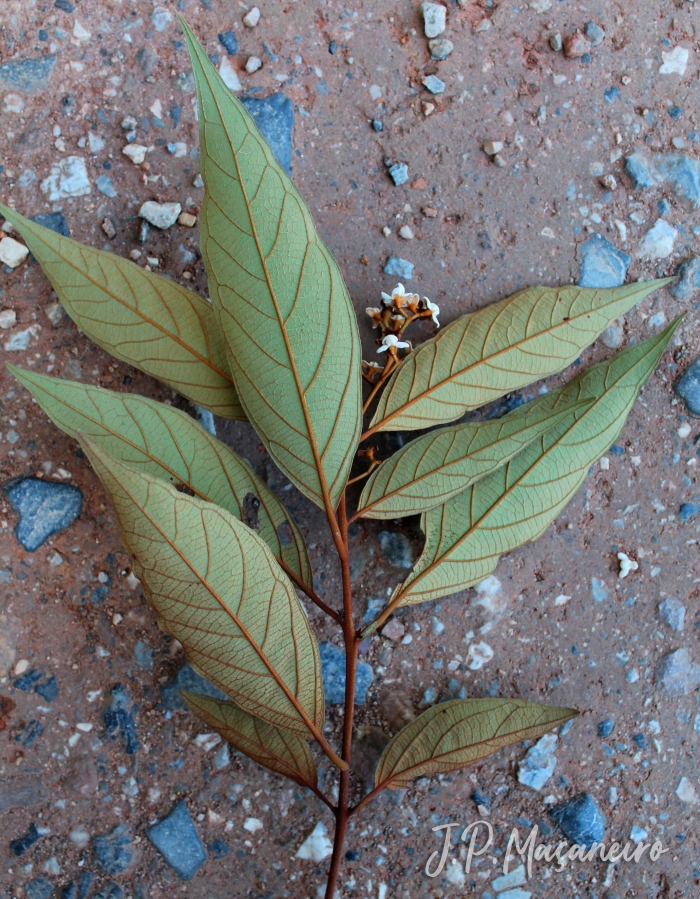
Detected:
[357,396,592,519]
[181,19,362,510]
[394,318,680,606]
[8,365,312,590]
[182,691,318,788]
[369,280,671,434]
[375,698,577,789]
[79,435,324,737]
[0,203,244,421]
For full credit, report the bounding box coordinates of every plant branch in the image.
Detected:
[361,593,400,637]
[284,564,341,624]
[324,493,358,899]
[309,783,337,813]
[362,356,396,414]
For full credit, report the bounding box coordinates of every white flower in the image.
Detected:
[617,552,638,579]
[381,282,407,306]
[365,306,383,328]
[377,333,410,353]
[424,298,440,327]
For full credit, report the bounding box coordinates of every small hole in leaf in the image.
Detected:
[242,493,261,529]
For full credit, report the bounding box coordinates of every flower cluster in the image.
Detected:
[363,283,440,380]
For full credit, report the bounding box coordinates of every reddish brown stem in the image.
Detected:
[324,494,358,899]
[286,568,341,624]
[362,356,396,414]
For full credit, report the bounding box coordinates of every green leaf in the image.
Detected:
[7,365,312,592]
[368,280,672,435]
[78,435,325,738]
[392,318,680,607]
[0,203,244,421]
[375,699,577,790]
[180,19,362,511]
[182,691,318,788]
[356,397,592,519]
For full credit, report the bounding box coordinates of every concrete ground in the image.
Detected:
[0,1,699,897]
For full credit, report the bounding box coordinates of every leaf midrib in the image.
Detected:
[8,213,234,385]
[185,694,315,787]
[380,704,572,786]
[370,284,652,433]
[96,450,322,736]
[361,410,560,516]
[195,43,337,512]
[18,369,309,589]
[398,348,655,601]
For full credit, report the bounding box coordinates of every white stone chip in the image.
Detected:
[243,6,261,27]
[139,201,182,230]
[676,777,699,804]
[194,732,222,752]
[518,733,558,791]
[246,56,263,74]
[492,864,527,892]
[0,237,28,269]
[73,20,91,41]
[659,46,689,76]
[466,640,494,670]
[637,220,677,260]
[4,325,39,351]
[295,822,333,861]
[40,156,91,200]
[122,144,149,165]
[422,2,447,39]
[219,56,242,91]
[244,817,264,833]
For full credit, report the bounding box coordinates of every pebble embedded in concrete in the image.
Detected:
[146,801,207,881]
[549,793,605,846]
[423,75,445,94]
[654,648,700,696]
[122,144,148,165]
[4,478,82,552]
[658,597,685,631]
[637,220,677,259]
[378,531,413,568]
[95,174,118,197]
[625,152,700,208]
[674,358,700,416]
[0,236,29,269]
[421,2,447,39]
[40,156,91,200]
[138,201,182,230]
[584,22,605,46]
[218,30,239,56]
[428,39,453,60]
[243,6,260,28]
[517,732,558,790]
[600,320,624,349]
[388,162,409,186]
[241,94,294,174]
[670,256,700,301]
[563,32,591,58]
[319,642,374,704]
[93,824,135,875]
[295,822,333,862]
[384,256,414,280]
[577,233,631,288]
